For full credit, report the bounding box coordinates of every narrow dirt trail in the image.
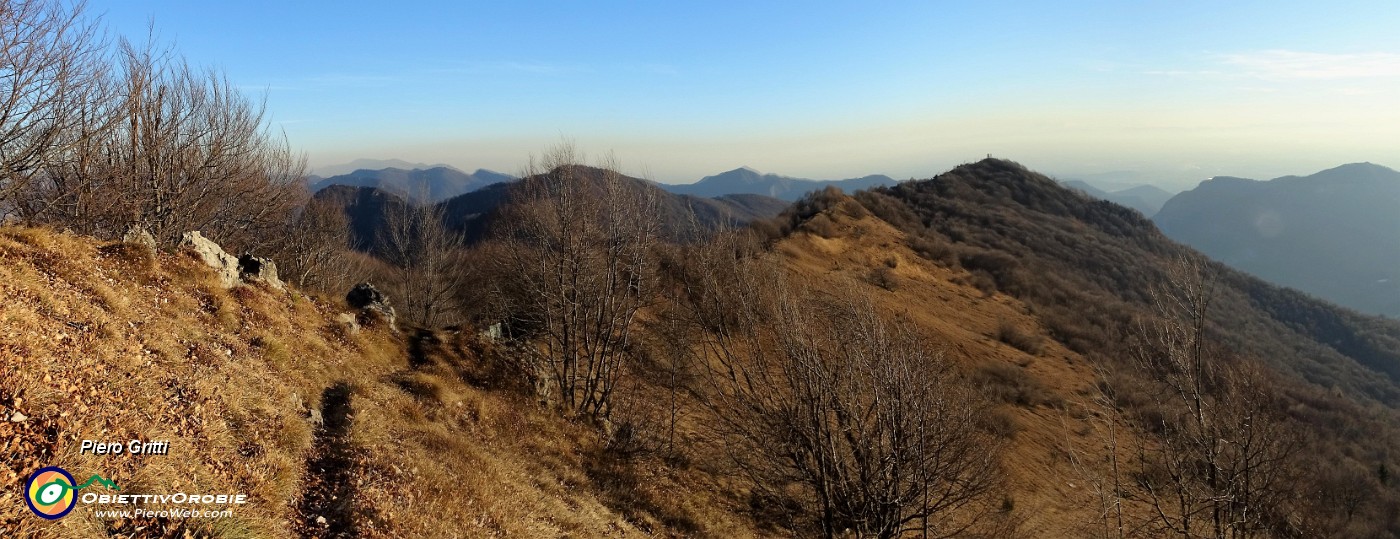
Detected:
[296,382,360,538]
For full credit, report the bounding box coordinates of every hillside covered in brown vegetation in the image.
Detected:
[3,4,1400,536]
[7,156,1400,538]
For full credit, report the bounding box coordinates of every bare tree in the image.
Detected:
[777,293,1002,539]
[0,0,113,222]
[1063,363,1129,539]
[1130,255,1300,539]
[275,197,352,290]
[497,143,660,423]
[379,199,466,327]
[667,232,1003,538]
[98,38,305,248]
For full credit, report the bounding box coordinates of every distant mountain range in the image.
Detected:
[1060,179,1176,216]
[313,159,464,178]
[310,167,514,204]
[309,161,897,205]
[1153,162,1400,317]
[314,166,789,252]
[662,167,898,201]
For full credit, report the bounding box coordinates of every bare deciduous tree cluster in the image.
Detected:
[1076,256,1304,539]
[655,228,1006,538]
[278,198,355,290]
[1130,258,1300,539]
[379,200,466,327]
[0,0,306,254]
[0,0,110,213]
[495,144,660,423]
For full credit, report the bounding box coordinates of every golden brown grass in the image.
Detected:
[1,202,1149,537]
[0,226,766,538]
[773,201,1145,537]
[0,227,403,537]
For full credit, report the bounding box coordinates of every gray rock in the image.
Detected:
[121,226,157,250]
[346,282,397,331]
[10,411,27,422]
[334,312,360,334]
[179,231,240,288]
[346,282,387,309]
[481,322,504,341]
[238,254,285,291]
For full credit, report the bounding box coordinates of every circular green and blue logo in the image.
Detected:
[25,466,78,519]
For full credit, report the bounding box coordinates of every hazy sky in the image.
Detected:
[87,1,1400,189]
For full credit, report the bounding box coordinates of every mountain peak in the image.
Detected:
[1307,162,1400,183]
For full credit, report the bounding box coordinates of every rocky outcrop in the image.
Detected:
[481,322,504,342]
[179,231,241,288]
[346,282,396,331]
[238,254,285,291]
[179,231,285,291]
[121,226,157,250]
[333,312,360,335]
[346,282,387,309]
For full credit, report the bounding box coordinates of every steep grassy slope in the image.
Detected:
[9,159,1400,537]
[852,159,1400,535]
[0,219,1117,537]
[0,228,763,538]
[762,199,1134,536]
[860,159,1400,404]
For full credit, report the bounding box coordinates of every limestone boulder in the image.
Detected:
[238,254,285,291]
[179,231,240,288]
[346,282,397,331]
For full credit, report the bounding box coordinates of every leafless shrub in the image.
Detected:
[995,318,1044,355]
[869,266,899,291]
[972,360,1058,408]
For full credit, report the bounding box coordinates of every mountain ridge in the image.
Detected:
[312,158,464,177]
[1154,162,1400,317]
[314,166,791,252]
[662,167,897,200]
[310,166,514,204]
[1059,179,1176,216]
[861,158,1400,399]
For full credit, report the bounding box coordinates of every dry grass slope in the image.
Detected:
[770,197,1141,536]
[0,227,762,538]
[1,189,1186,537]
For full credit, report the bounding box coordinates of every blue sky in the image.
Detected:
[88,1,1400,188]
